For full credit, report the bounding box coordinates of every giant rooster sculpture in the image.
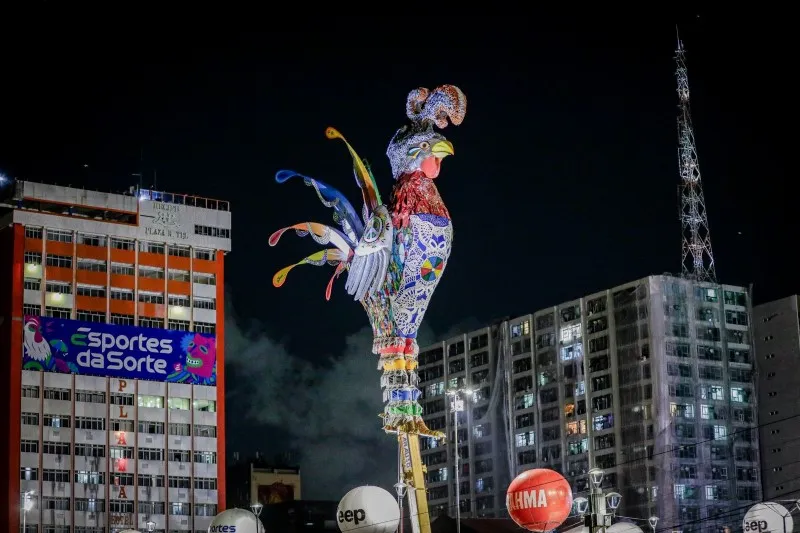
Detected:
[269,84,466,439]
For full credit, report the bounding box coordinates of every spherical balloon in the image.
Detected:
[337,485,400,533]
[209,508,265,533]
[507,469,573,532]
[743,503,794,533]
[118,530,141,533]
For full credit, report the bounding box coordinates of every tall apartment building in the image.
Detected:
[753,295,800,501]
[0,180,232,533]
[417,275,761,532]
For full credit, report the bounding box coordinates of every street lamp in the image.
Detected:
[447,386,476,533]
[146,519,156,532]
[394,481,407,533]
[250,502,263,533]
[648,516,659,533]
[22,490,35,533]
[573,468,649,533]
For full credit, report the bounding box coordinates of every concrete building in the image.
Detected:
[418,275,761,532]
[753,295,800,501]
[227,454,301,510]
[0,180,232,533]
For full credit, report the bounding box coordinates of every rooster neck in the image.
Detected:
[389,171,450,228]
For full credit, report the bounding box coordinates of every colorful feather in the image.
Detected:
[274,170,363,244]
[268,222,353,257]
[273,249,346,288]
[326,127,382,213]
[325,262,348,301]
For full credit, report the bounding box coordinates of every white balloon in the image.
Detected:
[743,503,794,533]
[208,508,265,533]
[118,530,141,533]
[337,486,400,533]
[607,522,644,533]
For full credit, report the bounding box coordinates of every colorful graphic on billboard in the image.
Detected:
[22,315,217,385]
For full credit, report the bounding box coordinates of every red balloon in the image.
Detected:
[506,469,573,532]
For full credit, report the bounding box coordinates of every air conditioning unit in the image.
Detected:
[146,436,153,443]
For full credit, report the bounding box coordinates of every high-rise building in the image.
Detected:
[753,295,800,501]
[0,180,232,533]
[418,275,761,532]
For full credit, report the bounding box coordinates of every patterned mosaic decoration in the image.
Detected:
[269,85,467,438]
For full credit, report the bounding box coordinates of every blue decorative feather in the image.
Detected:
[275,170,364,244]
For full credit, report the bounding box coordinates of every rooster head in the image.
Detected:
[387,85,466,180]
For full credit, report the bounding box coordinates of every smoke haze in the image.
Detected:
[225,296,478,500]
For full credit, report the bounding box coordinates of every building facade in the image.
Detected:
[418,275,761,532]
[227,455,301,510]
[753,295,800,501]
[0,180,232,533]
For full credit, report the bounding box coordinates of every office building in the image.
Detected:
[753,295,800,501]
[418,275,761,532]
[0,180,232,533]
[227,454,301,510]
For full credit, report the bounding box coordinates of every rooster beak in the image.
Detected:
[431,140,454,158]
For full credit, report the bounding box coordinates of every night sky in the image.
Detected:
[2,15,792,497]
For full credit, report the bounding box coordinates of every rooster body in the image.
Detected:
[270,85,466,437]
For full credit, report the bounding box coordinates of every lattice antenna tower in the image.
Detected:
[675,28,717,282]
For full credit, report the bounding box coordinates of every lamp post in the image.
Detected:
[394,481,407,533]
[22,490,35,533]
[250,502,263,533]
[146,519,156,532]
[648,515,658,533]
[447,386,476,533]
[573,468,620,533]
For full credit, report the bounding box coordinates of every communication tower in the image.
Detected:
[676,28,717,282]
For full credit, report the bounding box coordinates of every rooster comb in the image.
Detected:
[405,85,467,128]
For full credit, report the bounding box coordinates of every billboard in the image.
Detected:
[22,315,217,385]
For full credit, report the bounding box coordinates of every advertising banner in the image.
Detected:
[22,315,217,385]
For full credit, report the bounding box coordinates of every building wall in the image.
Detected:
[3,181,231,533]
[417,326,510,519]
[251,468,302,504]
[753,295,800,500]
[417,275,761,532]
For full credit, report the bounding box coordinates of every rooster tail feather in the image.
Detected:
[274,170,363,243]
[325,127,382,213]
[325,263,348,301]
[268,222,354,257]
[272,249,347,289]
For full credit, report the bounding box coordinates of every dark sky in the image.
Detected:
[2,15,792,497]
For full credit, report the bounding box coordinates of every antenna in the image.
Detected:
[675,28,717,283]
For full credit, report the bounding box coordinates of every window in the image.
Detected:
[139,395,165,409]
[168,397,190,410]
[110,238,135,251]
[77,233,107,247]
[42,469,71,482]
[110,288,134,301]
[111,313,134,326]
[46,281,72,294]
[139,266,165,279]
[139,241,165,254]
[168,245,191,257]
[43,442,70,455]
[75,417,106,430]
[138,421,165,434]
[139,316,163,329]
[22,412,40,425]
[24,251,42,264]
[77,259,107,272]
[21,440,39,453]
[110,393,134,406]
[193,297,216,310]
[46,229,73,243]
[22,385,40,398]
[45,306,70,319]
[195,248,216,261]
[76,390,106,403]
[194,322,215,334]
[193,272,216,285]
[77,285,106,298]
[168,294,190,307]
[25,226,43,239]
[77,311,105,323]
[193,399,216,412]
[195,224,230,239]
[169,319,190,331]
[138,291,164,304]
[44,414,71,428]
[194,477,217,490]
[46,254,72,269]
[24,279,41,290]
[194,425,217,438]
[44,387,71,401]
[168,269,191,282]
[110,262,135,275]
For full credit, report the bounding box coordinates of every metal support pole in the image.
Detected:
[454,406,460,533]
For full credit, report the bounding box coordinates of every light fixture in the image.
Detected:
[146,520,155,532]
[588,467,604,488]
[394,482,407,498]
[573,496,589,516]
[250,502,263,516]
[649,516,659,530]
[605,492,622,511]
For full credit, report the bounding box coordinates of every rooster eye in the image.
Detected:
[420,142,430,150]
